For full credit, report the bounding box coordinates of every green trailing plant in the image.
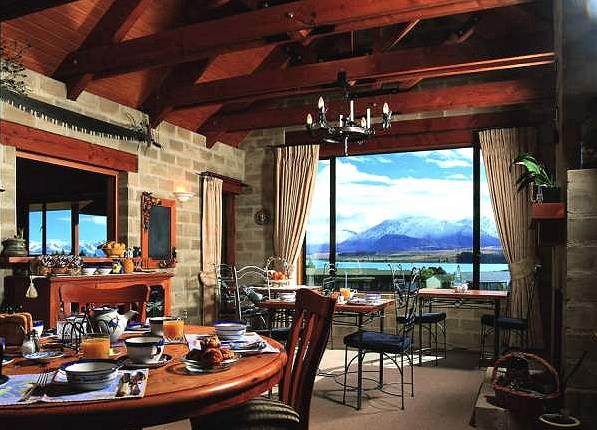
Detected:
[511,153,556,193]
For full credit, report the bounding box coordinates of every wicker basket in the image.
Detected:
[491,352,560,415]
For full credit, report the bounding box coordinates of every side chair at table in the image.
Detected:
[342,270,421,410]
[193,289,338,430]
[59,284,150,321]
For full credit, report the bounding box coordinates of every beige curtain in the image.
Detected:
[200,176,222,324]
[274,145,319,273]
[478,127,542,347]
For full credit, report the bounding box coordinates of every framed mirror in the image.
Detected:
[140,192,176,268]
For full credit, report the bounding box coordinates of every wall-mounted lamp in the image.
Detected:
[173,191,195,202]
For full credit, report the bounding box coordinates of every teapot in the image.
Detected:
[89,307,137,343]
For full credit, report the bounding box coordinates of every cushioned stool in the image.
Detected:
[400,311,447,366]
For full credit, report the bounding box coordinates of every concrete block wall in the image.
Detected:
[0,69,245,323]
[564,169,597,426]
[235,129,280,267]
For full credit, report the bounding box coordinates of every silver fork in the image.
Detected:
[19,369,53,402]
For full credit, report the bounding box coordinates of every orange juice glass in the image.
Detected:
[81,333,110,359]
[163,318,184,342]
[340,288,351,301]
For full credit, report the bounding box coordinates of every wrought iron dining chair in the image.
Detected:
[392,265,447,366]
[193,289,338,430]
[59,284,150,322]
[479,267,538,361]
[342,270,421,410]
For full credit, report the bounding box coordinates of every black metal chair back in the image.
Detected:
[396,269,421,340]
[215,264,238,320]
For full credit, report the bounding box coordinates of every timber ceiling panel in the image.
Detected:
[0,0,555,147]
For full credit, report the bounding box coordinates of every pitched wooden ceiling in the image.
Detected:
[1,0,554,148]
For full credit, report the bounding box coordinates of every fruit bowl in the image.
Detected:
[100,241,126,257]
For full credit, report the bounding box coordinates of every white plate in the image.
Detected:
[24,351,64,363]
[118,353,172,369]
[2,357,14,366]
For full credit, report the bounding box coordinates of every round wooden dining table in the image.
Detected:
[0,325,287,429]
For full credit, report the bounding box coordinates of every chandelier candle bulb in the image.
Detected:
[318,97,325,112]
[366,108,371,128]
[383,102,389,115]
[350,100,354,121]
[306,113,313,126]
[339,114,344,127]
[361,117,367,128]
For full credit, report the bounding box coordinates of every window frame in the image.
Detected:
[303,141,483,289]
[17,151,118,257]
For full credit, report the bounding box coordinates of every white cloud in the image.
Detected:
[426,159,471,168]
[307,156,494,243]
[81,216,107,226]
[447,173,469,180]
[56,217,71,223]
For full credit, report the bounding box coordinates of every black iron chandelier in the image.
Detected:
[305,95,392,155]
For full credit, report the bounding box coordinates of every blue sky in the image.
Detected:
[29,210,107,248]
[306,148,496,244]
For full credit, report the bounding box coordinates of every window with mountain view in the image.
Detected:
[17,157,115,257]
[305,149,508,291]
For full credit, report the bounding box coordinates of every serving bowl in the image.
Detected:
[214,322,246,339]
[63,359,120,391]
[96,268,113,275]
[82,267,97,276]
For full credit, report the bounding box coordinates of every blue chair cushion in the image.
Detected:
[397,312,446,325]
[344,331,412,354]
[481,314,528,330]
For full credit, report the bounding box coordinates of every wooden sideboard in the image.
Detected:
[2,272,173,327]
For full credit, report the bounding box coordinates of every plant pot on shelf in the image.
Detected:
[539,187,561,203]
[532,203,566,220]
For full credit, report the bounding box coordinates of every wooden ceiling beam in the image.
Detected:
[0,0,78,21]
[52,0,152,100]
[198,77,553,132]
[142,59,212,128]
[286,109,547,146]
[54,0,534,80]
[319,129,474,158]
[400,14,481,90]
[374,20,420,53]
[162,32,553,109]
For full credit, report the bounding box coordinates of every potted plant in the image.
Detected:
[511,153,560,203]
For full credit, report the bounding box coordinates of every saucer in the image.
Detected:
[118,353,172,369]
[24,351,65,363]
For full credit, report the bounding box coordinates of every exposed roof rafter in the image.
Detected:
[53,0,534,80]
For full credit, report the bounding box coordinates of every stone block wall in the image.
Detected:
[235,129,281,267]
[564,169,597,426]
[0,69,245,323]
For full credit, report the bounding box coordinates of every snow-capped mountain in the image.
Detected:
[308,216,501,254]
[28,240,104,256]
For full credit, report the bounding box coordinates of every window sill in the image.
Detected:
[1,256,116,264]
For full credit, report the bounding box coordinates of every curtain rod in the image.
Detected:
[197,171,248,187]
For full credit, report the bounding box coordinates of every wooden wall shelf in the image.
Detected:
[1,256,117,264]
[532,203,566,220]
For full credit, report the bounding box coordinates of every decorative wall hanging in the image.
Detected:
[1,42,161,152]
[141,192,161,230]
[254,208,271,225]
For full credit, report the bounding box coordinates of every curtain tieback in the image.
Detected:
[508,258,535,281]
[199,271,217,287]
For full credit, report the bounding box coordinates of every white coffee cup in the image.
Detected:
[125,336,164,364]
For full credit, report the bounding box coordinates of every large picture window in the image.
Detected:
[16,155,116,257]
[305,148,508,291]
